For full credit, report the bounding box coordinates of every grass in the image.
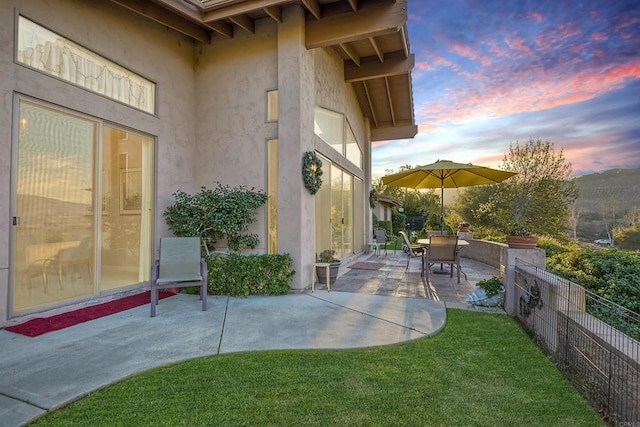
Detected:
[33,310,602,426]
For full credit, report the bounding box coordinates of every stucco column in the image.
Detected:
[277,6,316,290]
[501,247,546,315]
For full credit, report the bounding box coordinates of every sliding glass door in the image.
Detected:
[12,98,153,313]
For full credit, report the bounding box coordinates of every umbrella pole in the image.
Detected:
[440,185,445,232]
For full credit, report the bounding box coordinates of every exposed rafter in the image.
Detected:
[301,0,322,19]
[305,0,406,48]
[264,5,282,23]
[229,13,255,33]
[209,20,234,38]
[345,54,414,82]
[202,0,290,23]
[109,0,211,43]
[347,0,358,11]
[339,43,360,66]
[371,124,418,141]
[369,36,384,62]
[384,76,396,126]
[362,80,378,128]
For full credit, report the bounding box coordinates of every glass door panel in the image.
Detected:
[341,174,352,257]
[331,165,343,256]
[100,127,153,290]
[314,155,332,256]
[14,101,97,311]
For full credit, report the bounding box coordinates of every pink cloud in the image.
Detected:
[414,61,640,128]
[527,12,544,24]
[590,32,608,41]
[450,43,478,60]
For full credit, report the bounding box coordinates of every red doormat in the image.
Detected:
[348,262,385,270]
[5,290,175,338]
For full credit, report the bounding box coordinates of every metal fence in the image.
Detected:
[513,259,639,425]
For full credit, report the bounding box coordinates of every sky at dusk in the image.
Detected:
[372,0,640,178]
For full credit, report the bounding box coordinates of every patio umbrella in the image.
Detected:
[381,159,517,231]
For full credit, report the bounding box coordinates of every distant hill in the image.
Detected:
[574,168,640,241]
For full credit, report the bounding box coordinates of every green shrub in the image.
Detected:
[547,248,640,338]
[163,183,267,253]
[537,235,577,257]
[376,220,393,238]
[391,210,406,234]
[477,276,504,297]
[205,253,295,297]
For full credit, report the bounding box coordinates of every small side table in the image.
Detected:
[367,242,381,256]
[312,262,332,292]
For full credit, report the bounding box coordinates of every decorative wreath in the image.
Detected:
[369,188,378,208]
[302,151,323,195]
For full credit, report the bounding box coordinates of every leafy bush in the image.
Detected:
[163,183,267,253]
[476,276,504,297]
[205,253,295,297]
[537,235,577,257]
[376,220,393,238]
[547,248,640,338]
[391,210,406,234]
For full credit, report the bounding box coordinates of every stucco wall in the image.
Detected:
[194,19,279,252]
[0,0,197,324]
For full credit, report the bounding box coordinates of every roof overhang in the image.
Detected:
[108,0,417,141]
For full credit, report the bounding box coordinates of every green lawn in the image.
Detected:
[33,310,602,426]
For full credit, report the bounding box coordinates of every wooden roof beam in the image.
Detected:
[264,6,282,23]
[203,0,290,22]
[345,53,413,82]
[109,0,211,43]
[362,81,378,128]
[306,0,407,48]
[301,0,322,20]
[339,43,361,66]
[371,124,417,141]
[369,36,384,62]
[347,0,358,11]
[384,76,396,126]
[229,14,255,33]
[209,20,234,38]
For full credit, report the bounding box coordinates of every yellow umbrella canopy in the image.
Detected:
[381,159,517,230]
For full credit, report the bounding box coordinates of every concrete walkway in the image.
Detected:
[0,292,446,426]
[0,252,500,426]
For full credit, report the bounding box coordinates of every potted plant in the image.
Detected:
[316,249,341,285]
[466,276,505,307]
[458,222,470,232]
[503,220,539,249]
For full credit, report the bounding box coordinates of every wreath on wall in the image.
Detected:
[302,151,323,195]
[369,188,378,208]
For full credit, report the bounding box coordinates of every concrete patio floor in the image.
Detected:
[0,250,503,426]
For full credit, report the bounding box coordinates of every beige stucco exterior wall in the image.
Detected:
[0,0,372,320]
[194,19,278,253]
[0,0,197,325]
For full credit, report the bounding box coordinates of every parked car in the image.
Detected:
[594,239,611,245]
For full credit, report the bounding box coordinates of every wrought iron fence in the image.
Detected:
[513,259,639,425]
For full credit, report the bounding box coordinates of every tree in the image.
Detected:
[568,202,584,241]
[468,138,578,237]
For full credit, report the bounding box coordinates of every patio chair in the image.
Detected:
[399,231,425,275]
[374,227,389,256]
[150,237,208,317]
[424,235,462,284]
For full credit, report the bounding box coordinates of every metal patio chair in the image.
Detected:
[150,237,208,317]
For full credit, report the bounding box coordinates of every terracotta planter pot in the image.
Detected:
[316,262,341,284]
[506,235,539,249]
[458,226,470,232]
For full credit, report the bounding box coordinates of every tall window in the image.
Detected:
[314,106,362,169]
[267,139,278,253]
[16,16,156,114]
[12,98,154,314]
[267,90,278,122]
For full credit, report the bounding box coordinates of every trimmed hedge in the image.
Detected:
[205,253,295,297]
